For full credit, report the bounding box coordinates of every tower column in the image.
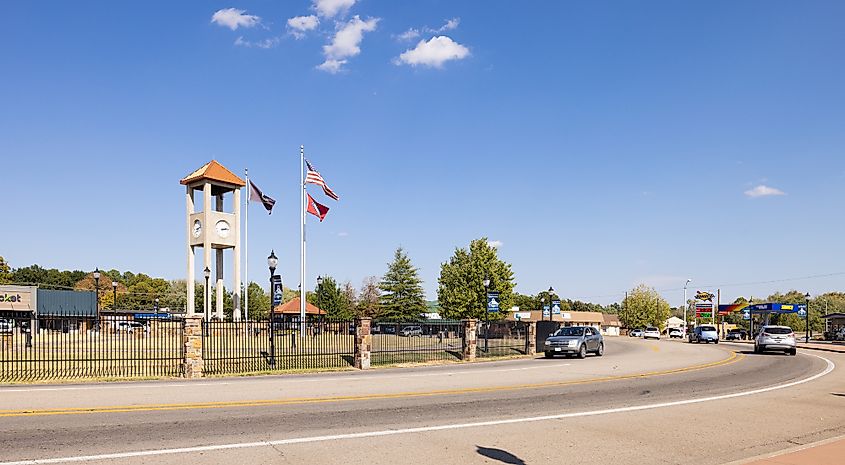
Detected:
[203,182,212,320]
[186,186,195,316]
[233,187,242,321]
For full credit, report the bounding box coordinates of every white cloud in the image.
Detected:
[426,17,460,33]
[487,240,503,249]
[318,15,379,73]
[313,0,356,18]
[337,232,349,237]
[234,36,281,49]
[211,8,261,30]
[287,15,320,39]
[395,36,470,68]
[744,185,786,198]
[395,28,420,41]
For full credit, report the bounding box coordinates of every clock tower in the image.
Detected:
[181,160,244,320]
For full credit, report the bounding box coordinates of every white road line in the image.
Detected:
[0,354,834,465]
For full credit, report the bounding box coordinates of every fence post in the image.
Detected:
[526,321,537,354]
[354,317,372,370]
[182,316,204,378]
[462,319,477,361]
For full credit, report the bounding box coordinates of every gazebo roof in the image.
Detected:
[273,297,325,315]
[180,160,246,187]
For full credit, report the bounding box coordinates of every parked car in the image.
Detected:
[400,325,422,337]
[689,325,719,344]
[643,327,660,340]
[754,325,797,355]
[0,319,13,334]
[544,326,604,359]
[668,328,683,339]
[726,329,748,341]
[629,328,644,337]
[116,321,148,333]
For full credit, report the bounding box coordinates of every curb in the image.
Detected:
[720,432,845,465]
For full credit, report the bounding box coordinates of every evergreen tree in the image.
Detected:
[379,247,427,321]
[437,238,515,320]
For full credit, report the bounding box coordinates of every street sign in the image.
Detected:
[486,292,501,313]
[272,275,283,306]
[542,305,550,317]
[551,299,561,314]
[797,306,807,317]
[742,309,750,320]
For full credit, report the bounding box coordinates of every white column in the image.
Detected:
[203,182,212,320]
[186,186,195,316]
[215,194,224,320]
[233,186,242,321]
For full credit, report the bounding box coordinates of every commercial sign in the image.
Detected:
[542,305,550,318]
[486,292,501,313]
[0,285,36,312]
[695,303,713,318]
[514,312,531,320]
[551,299,561,314]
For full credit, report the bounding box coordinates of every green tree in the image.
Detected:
[340,281,357,319]
[620,284,671,330]
[437,238,515,320]
[511,292,539,311]
[243,282,271,320]
[766,290,823,333]
[312,276,349,320]
[379,247,427,321]
[0,256,11,284]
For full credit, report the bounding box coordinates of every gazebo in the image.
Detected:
[272,297,325,322]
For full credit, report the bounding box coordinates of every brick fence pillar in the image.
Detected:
[182,316,204,378]
[462,319,478,361]
[526,321,537,354]
[354,317,372,370]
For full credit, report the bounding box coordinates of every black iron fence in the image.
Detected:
[202,318,356,375]
[371,320,464,365]
[477,321,529,357]
[0,314,183,382]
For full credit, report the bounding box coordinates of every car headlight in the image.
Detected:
[544,340,551,346]
[568,340,578,347]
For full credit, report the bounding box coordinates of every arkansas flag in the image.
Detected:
[306,193,330,222]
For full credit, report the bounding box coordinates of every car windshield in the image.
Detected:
[764,327,792,335]
[699,326,716,332]
[728,329,742,333]
[554,327,585,337]
[645,327,658,332]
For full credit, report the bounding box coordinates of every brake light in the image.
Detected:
[788,333,795,338]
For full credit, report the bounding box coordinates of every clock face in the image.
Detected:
[192,219,202,238]
[215,220,231,238]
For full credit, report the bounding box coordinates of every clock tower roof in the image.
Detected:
[180,160,246,188]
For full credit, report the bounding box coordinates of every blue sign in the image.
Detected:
[272,276,283,306]
[797,304,807,317]
[742,309,750,320]
[551,299,561,314]
[747,303,802,314]
[543,305,550,317]
[486,292,501,313]
[134,313,171,320]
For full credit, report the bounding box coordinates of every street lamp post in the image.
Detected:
[483,276,491,353]
[805,292,811,343]
[111,281,118,316]
[267,251,278,366]
[93,268,100,330]
[684,279,691,337]
[548,286,555,323]
[203,267,211,323]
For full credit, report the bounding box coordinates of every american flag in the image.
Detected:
[305,159,339,201]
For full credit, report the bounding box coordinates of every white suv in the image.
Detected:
[643,327,660,339]
[754,325,796,356]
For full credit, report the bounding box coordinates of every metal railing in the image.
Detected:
[371,320,464,365]
[0,314,183,382]
[202,318,356,375]
[477,321,528,357]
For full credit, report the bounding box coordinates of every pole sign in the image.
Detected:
[543,305,550,318]
[551,299,561,315]
[486,292,500,313]
[271,275,283,307]
[695,303,713,319]
[797,304,807,317]
[742,309,751,320]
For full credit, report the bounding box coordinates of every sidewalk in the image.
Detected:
[738,436,845,465]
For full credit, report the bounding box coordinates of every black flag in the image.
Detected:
[249,180,276,214]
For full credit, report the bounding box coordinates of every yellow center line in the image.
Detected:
[0,350,743,418]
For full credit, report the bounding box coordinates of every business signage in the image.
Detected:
[486,292,501,313]
[0,285,36,312]
[695,303,713,318]
[551,299,561,314]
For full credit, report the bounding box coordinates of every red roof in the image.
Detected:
[180,160,246,187]
[273,297,325,315]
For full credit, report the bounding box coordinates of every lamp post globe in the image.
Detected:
[267,250,278,275]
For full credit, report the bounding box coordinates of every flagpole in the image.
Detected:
[300,145,306,336]
[244,168,249,321]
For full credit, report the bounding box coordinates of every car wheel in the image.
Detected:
[544,351,553,359]
[758,345,766,354]
[577,344,587,359]
[596,343,604,356]
[715,340,719,344]
[789,349,797,356]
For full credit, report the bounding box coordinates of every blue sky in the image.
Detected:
[3,1,844,306]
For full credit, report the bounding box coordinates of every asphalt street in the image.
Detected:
[0,337,841,465]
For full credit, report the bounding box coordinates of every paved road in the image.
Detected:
[0,338,841,465]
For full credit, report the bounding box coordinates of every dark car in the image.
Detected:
[543,326,604,359]
[725,329,748,341]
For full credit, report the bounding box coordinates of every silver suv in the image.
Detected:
[754,325,796,355]
[544,326,604,359]
[400,325,422,337]
[690,325,719,344]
